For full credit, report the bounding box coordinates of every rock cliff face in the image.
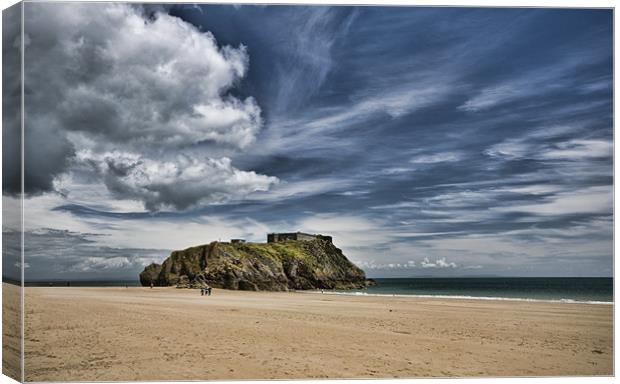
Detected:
[140,238,373,291]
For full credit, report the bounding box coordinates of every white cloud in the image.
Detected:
[539,139,613,160]
[421,257,457,268]
[337,190,370,197]
[17,192,273,251]
[355,260,417,270]
[306,85,450,131]
[493,185,612,216]
[458,54,597,113]
[21,3,273,209]
[484,139,531,160]
[486,136,612,162]
[77,150,278,211]
[259,83,453,155]
[411,216,613,274]
[27,3,261,149]
[458,84,517,112]
[463,265,483,270]
[392,231,467,238]
[501,217,613,240]
[297,214,389,248]
[370,201,420,210]
[271,7,357,113]
[426,190,497,208]
[70,256,135,272]
[411,152,462,164]
[381,167,412,175]
[495,184,564,195]
[14,190,612,278]
[246,177,354,203]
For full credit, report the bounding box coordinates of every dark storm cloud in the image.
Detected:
[2,4,22,195]
[3,4,77,196]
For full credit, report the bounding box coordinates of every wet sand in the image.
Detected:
[20,284,613,381]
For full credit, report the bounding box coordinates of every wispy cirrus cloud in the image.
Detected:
[270,7,359,113]
[486,137,613,161]
[492,186,612,216]
[259,82,454,156]
[458,49,612,113]
[411,152,463,164]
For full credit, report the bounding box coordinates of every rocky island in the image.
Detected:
[139,232,374,291]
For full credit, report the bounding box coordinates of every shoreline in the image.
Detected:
[18,282,614,305]
[18,276,613,305]
[303,290,614,305]
[17,283,613,381]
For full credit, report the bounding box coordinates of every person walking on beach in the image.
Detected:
[200,288,204,296]
[207,287,212,296]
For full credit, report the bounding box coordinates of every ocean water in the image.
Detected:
[338,277,613,304]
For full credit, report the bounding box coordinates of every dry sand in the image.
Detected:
[2,283,21,382]
[16,283,613,381]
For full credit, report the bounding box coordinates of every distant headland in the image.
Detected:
[139,232,374,291]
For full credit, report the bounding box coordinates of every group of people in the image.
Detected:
[201,287,212,296]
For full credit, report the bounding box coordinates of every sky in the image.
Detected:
[2,3,613,280]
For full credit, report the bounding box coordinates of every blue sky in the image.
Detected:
[3,4,613,280]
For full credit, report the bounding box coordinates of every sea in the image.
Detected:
[334,277,613,304]
[19,277,613,304]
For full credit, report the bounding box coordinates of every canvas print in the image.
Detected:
[2,2,614,382]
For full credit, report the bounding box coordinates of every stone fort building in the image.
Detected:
[267,232,332,243]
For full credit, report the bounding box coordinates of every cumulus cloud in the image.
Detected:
[356,260,417,270]
[76,150,278,211]
[26,3,260,148]
[13,3,274,209]
[70,257,137,273]
[357,258,462,271]
[421,257,457,268]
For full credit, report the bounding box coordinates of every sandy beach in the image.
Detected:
[2,283,21,381]
[18,283,613,381]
